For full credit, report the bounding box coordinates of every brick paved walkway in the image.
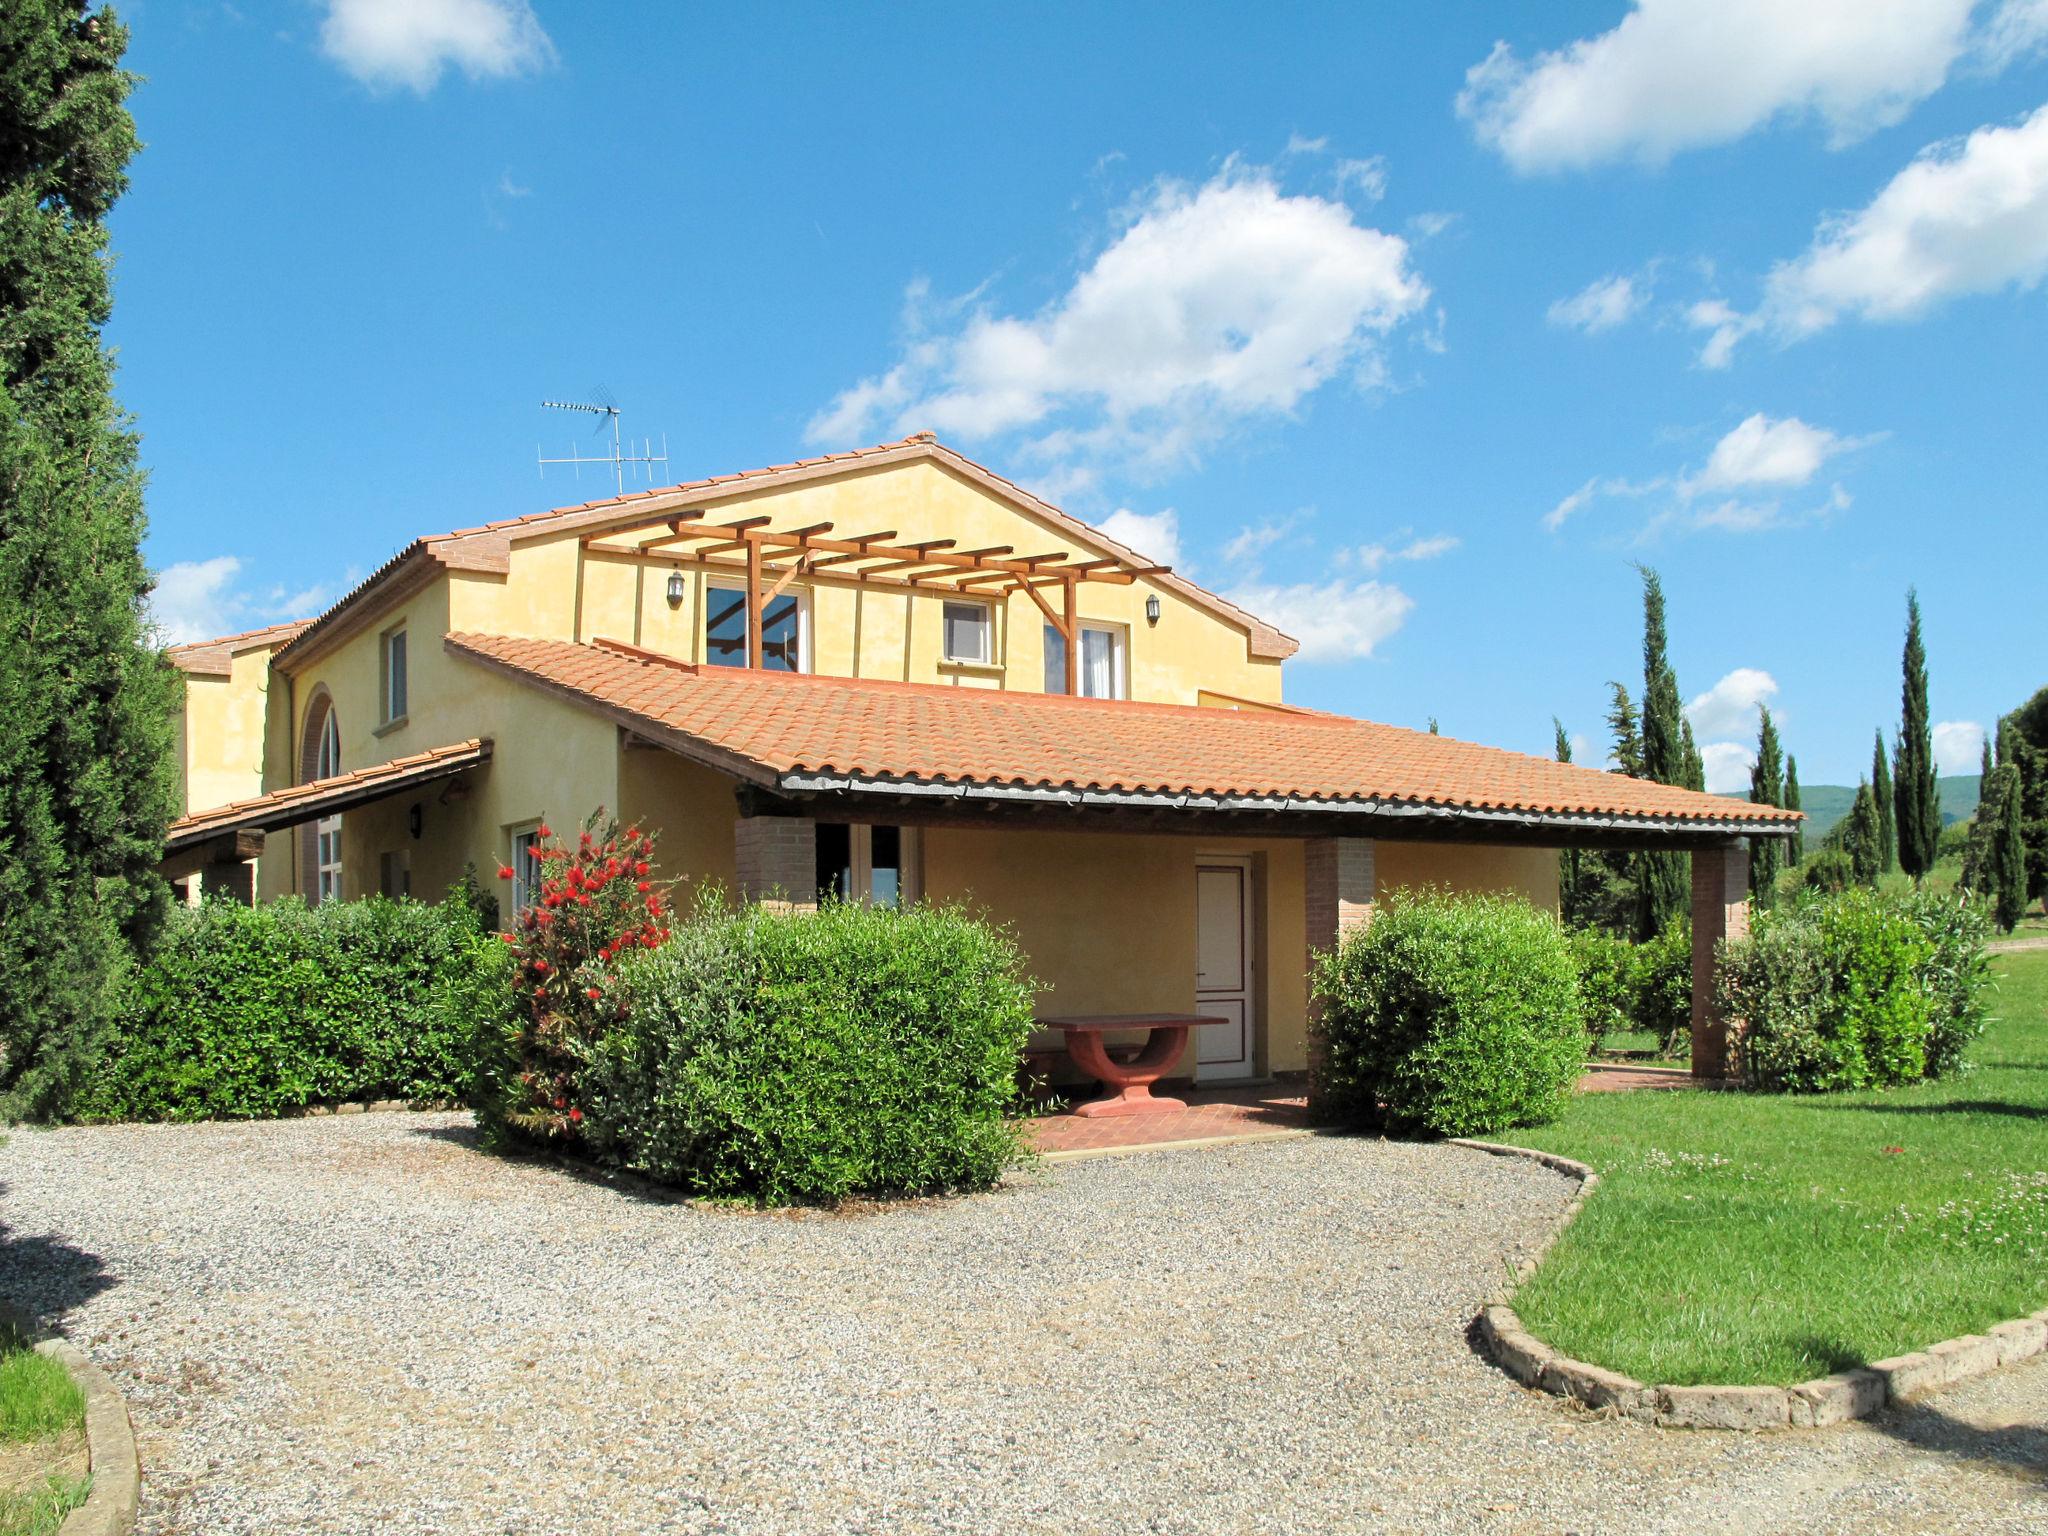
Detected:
[1030,1062,1699,1156]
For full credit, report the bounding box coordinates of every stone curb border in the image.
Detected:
[1450,1137,2048,1430]
[1037,1126,1316,1164]
[46,1338,141,1536]
[0,1303,140,1536]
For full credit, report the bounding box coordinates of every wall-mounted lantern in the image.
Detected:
[408,802,424,840]
[1145,593,1161,627]
[666,569,686,608]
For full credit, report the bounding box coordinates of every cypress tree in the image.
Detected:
[1749,705,1783,905]
[1606,682,1644,779]
[1978,736,1994,805]
[1634,567,1689,939]
[1870,729,1896,873]
[0,4,179,1119]
[1846,783,1882,888]
[1893,590,1940,880]
[1784,755,1803,865]
[1993,719,2027,932]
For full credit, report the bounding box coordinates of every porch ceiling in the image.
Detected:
[163,739,492,854]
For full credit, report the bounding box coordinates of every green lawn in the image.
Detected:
[0,1330,88,1536]
[1509,948,2048,1387]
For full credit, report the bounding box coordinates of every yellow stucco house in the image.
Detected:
[164,433,1797,1084]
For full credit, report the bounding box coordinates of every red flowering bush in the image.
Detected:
[479,812,669,1144]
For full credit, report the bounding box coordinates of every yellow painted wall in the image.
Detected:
[260,574,620,906]
[920,828,1309,1078]
[446,459,1284,706]
[615,746,741,906]
[179,646,280,814]
[1375,841,1562,914]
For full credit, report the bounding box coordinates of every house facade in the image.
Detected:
[164,433,1798,1084]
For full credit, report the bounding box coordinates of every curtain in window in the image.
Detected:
[1081,627,1115,699]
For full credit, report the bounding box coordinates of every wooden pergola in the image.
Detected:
[581,512,1166,692]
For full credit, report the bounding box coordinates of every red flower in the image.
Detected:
[553,1095,567,1109]
[499,932,517,945]
[533,959,550,974]
[568,1107,582,1123]
[585,986,602,1001]
[635,861,650,877]
[1883,1145,1905,1156]
[536,823,552,838]
[637,880,651,893]
[497,864,515,881]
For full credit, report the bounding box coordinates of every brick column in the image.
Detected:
[735,816,818,911]
[1690,841,1751,1080]
[1305,837,1375,1114]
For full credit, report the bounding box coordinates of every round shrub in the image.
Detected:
[1566,929,1633,1049]
[1631,920,1694,1057]
[579,898,1035,1203]
[1312,890,1586,1138]
[1722,886,1988,1092]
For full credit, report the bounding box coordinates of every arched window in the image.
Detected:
[299,693,343,903]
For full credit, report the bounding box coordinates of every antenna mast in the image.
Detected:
[537,389,669,495]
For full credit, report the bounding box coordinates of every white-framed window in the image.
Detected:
[1043,622,1126,699]
[815,824,921,907]
[941,599,993,665]
[704,579,808,672]
[509,824,544,918]
[381,626,408,723]
[314,709,343,904]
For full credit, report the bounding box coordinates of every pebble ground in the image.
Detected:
[0,1112,2042,1534]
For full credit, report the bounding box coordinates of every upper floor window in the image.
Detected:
[381,626,408,723]
[942,600,992,665]
[313,708,343,904]
[1043,622,1125,699]
[705,580,806,671]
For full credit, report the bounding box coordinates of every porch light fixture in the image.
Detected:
[666,568,686,607]
[408,802,423,839]
[1145,593,1161,626]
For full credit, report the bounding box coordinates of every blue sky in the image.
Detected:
[121,1,2048,789]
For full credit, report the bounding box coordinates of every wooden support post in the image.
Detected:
[745,537,763,669]
[1062,577,1079,696]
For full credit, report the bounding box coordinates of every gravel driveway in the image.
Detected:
[2,1114,2042,1534]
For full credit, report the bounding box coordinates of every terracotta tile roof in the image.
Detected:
[274,433,1297,671]
[447,634,1800,833]
[164,618,315,676]
[165,739,492,851]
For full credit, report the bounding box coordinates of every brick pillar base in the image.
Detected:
[1690,841,1751,1080]
[1305,837,1375,1117]
[735,816,818,910]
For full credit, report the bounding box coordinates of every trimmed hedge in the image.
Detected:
[568,899,1036,1204]
[81,892,497,1121]
[1721,887,1990,1093]
[1312,890,1585,1138]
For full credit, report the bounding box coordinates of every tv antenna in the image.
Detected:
[537,388,669,495]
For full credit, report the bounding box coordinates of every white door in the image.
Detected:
[1195,859,1255,1081]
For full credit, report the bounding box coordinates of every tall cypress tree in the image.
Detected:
[1635,567,1689,939]
[1554,719,1588,927]
[1978,736,1994,803]
[1894,590,1940,880]
[1606,682,1644,779]
[1871,729,1897,873]
[1749,706,1784,905]
[0,4,179,1119]
[1784,755,1803,865]
[1846,783,1882,888]
[1992,719,2028,932]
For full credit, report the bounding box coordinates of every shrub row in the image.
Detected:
[82,890,493,1121]
[1722,887,1991,1093]
[1312,889,1586,1138]
[1567,922,1692,1056]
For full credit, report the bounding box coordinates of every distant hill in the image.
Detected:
[1791,775,1982,841]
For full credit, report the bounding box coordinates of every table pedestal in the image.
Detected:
[1064,1024,1191,1117]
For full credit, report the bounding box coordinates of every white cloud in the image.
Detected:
[1700,740,1759,794]
[807,167,1430,481]
[149,557,330,646]
[320,0,554,93]
[1934,719,1989,773]
[1221,519,1290,566]
[1543,478,1600,532]
[1686,667,1780,739]
[1095,507,1181,567]
[1541,474,1667,533]
[1548,274,1647,333]
[1334,157,1389,201]
[1459,0,1979,173]
[1393,533,1460,562]
[1980,0,2048,65]
[1683,413,1871,494]
[1221,578,1414,663]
